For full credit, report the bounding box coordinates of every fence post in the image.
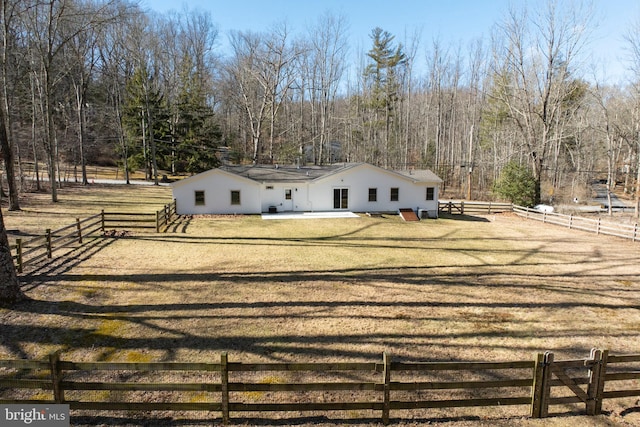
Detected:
[76,218,83,244]
[461,201,465,215]
[488,202,492,214]
[634,223,637,242]
[46,229,52,258]
[586,348,608,415]
[531,351,553,418]
[596,218,601,235]
[101,209,105,232]
[539,351,553,418]
[221,352,229,425]
[48,352,65,403]
[531,352,545,417]
[569,215,573,229]
[16,238,23,273]
[155,210,160,233]
[382,352,391,425]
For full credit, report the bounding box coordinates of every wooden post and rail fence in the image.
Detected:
[1,349,639,424]
[439,201,639,243]
[9,200,177,273]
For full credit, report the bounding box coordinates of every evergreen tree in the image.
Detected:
[173,55,221,174]
[122,66,168,182]
[493,161,537,207]
[363,27,406,168]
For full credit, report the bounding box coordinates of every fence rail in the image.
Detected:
[9,214,103,273]
[513,205,639,242]
[438,200,513,215]
[9,200,178,272]
[1,349,638,424]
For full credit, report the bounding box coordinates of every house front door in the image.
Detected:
[283,188,293,211]
[333,188,348,209]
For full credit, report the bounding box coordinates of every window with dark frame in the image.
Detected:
[231,190,241,205]
[368,188,377,202]
[390,187,399,201]
[426,187,435,201]
[195,190,205,206]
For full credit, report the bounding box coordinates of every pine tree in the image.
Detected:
[122,66,168,182]
[173,55,221,174]
[363,28,406,168]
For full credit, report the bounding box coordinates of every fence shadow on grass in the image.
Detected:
[19,236,118,291]
[438,213,491,222]
[70,414,490,426]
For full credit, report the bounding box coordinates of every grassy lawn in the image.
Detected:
[2,184,640,425]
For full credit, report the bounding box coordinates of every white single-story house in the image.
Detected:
[171,162,443,217]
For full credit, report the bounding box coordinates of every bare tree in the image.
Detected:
[306,11,348,164]
[490,1,592,204]
[0,103,24,305]
[22,0,122,201]
[0,0,25,210]
[226,25,301,164]
[624,15,640,218]
[227,30,269,163]
[591,83,629,215]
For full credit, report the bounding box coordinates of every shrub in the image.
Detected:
[492,161,536,207]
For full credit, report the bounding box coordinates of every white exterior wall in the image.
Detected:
[172,170,261,215]
[260,183,312,213]
[309,164,440,214]
[172,164,440,215]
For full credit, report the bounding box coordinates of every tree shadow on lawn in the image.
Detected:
[7,263,640,362]
[6,225,640,362]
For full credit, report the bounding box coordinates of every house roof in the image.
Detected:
[395,169,443,183]
[220,163,442,184]
[219,164,347,182]
[174,163,442,186]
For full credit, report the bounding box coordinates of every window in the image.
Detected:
[426,187,435,201]
[333,188,348,209]
[195,190,205,206]
[390,187,399,201]
[231,190,241,205]
[368,188,377,202]
[285,189,292,200]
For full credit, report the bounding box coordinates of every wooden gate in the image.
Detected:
[532,349,608,417]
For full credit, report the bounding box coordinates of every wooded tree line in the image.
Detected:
[0,0,640,216]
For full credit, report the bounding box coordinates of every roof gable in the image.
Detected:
[312,163,442,184]
[171,167,258,188]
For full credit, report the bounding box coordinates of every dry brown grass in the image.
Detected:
[2,184,640,426]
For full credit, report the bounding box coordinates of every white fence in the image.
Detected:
[513,205,639,242]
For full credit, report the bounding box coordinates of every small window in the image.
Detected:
[426,187,435,201]
[285,189,292,200]
[390,187,399,202]
[195,190,205,206]
[368,188,377,202]
[266,185,274,190]
[231,190,241,205]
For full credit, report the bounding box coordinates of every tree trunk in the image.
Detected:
[0,0,19,211]
[0,104,24,305]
